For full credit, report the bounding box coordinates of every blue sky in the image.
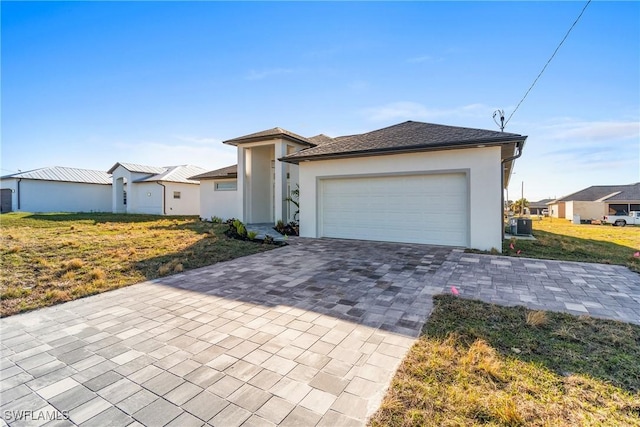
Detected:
[2,1,638,202]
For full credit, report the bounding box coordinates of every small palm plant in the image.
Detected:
[284,185,300,221]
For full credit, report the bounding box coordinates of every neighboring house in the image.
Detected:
[0,166,112,213]
[107,163,206,215]
[546,183,640,219]
[194,121,527,251]
[529,198,553,215]
[190,165,238,221]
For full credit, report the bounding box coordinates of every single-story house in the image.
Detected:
[529,198,553,215]
[0,166,112,213]
[190,165,238,221]
[192,121,527,251]
[108,163,206,216]
[546,183,640,220]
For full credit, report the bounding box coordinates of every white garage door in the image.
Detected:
[320,173,468,246]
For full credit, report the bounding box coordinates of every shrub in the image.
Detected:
[211,216,223,224]
[158,259,184,276]
[225,218,249,240]
[158,264,172,276]
[247,231,258,240]
[274,220,299,236]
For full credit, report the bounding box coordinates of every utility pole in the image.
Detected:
[521,181,524,216]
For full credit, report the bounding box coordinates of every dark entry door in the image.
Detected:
[1,188,12,213]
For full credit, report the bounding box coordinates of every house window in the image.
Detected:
[215,181,237,191]
[173,191,181,199]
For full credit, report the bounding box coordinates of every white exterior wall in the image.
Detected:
[548,202,566,218]
[0,179,111,213]
[235,138,305,224]
[249,145,274,223]
[111,166,151,213]
[564,201,574,220]
[164,182,200,215]
[566,201,606,220]
[298,147,503,251]
[130,182,163,214]
[199,179,238,220]
[110,165,200,215]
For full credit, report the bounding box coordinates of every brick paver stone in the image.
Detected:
[0,238,637,427]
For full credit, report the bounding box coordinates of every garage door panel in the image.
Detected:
[320,173,468,246]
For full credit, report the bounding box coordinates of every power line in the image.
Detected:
[504,0,592,127]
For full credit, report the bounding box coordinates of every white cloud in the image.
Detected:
[245,68,295,81]
[362,101,497,122]
[542,120,639,141]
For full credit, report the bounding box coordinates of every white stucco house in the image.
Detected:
[192,121,527,251]
[0,166,112,213]
[190,165,239,221]
[107,163,207,216]
[546,183,640,220]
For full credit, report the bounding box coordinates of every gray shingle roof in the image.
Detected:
[307,134,336,145]
[107,162,168,174]
[529,198,554,209]
[281,121,526,163]
[189,165,238,180]
[0,166,112,185]
[557,183,640,202]
[135,165,208,184]
[223,127,315,146]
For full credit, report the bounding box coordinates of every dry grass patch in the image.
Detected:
[0,212,275,316]
[370,295,640,427]
[526,310,547,327]
[62,258,84,270]
[89,268,107,281]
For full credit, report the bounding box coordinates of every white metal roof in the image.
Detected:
[0,166,112,185]
[107,162,168,174]
[135,165,208,184]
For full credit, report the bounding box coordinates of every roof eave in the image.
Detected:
[189,173,238,180]
[224,134,316,147]
[280,137,526,164]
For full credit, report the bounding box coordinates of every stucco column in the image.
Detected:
[274,140,287,223]
[237,146,246,222]
[112,177,119,213]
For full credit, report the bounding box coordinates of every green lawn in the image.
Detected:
[370,295,640,427]
[0,212,274,317]
[475,217,640,272]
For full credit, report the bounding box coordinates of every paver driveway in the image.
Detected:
[1,239,452,427]
[1,238,639,427]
